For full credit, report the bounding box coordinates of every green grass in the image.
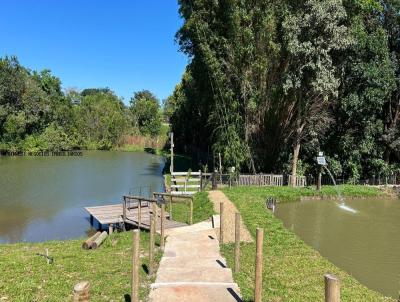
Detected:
[168,192,215,225]
[0,230,162,302]
[220,186,394,302]
[227,184,386,204]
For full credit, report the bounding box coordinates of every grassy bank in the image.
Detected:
[167,192,214,225]
[220,186,394,301]
[0,230,161,302]
[229,184,387,203]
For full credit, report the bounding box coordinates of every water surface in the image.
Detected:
[0,151,164,243]
[275,198,400,298]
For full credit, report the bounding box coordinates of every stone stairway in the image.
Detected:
[149,222,242,302]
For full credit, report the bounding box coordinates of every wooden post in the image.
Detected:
[131,230,140,302]
[234,212,240,273]
[254,228,264,302]
[325,274,340,302]
[200,170,203,191]
[220,202,224,244]
[189,198,193,225]
[149,215,155,276]
[46,248,50,265]
[138,199,141,229]
[170,132,174,174]
[122,198,127,231]
[73,281,90,302]
[317,166,322,191]
[152,202,157,232]
[108,224,113,235]
[160,204,165,248]
[212,172,217,190]
[219,152,222,183]
[169,195,173,220]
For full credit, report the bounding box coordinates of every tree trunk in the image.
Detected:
[290,141,301,187]
[290,121,305,187]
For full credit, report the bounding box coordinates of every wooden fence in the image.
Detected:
[170,171,203,195]
[288,175,307,187]
[238,174,284,186]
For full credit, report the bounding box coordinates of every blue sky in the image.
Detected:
[0,1,188,104]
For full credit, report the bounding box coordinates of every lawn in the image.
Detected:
[0,230,161,302]
[167,191,215,225]
[220,186,394,302]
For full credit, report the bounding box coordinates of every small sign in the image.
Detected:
[317,156,326,166]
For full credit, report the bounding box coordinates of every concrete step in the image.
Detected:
[212,214,220,228]
[159,256,228,269]
[165,221,213,236]
[155,267,234,284]
[149,284,242,302]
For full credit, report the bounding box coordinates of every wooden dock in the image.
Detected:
[85,204,187,231]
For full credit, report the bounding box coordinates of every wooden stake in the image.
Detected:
[73,281,90,302]
[169,195,173,220]
[138,199,141,229]
[46,248,50,265]
[152,202,157,231]
[325,274,340,302]
[131,230,140,302]
[160,204,165,248]
[108,224,113,235]
[220,202,224,244]
[149,215,155,276]
[254,228,264,302]
[189,198,193,225]
[234,212,240,273]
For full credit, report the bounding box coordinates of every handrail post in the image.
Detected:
[138,199,141,229]
[131,230,140,302]
[254,228,264,302]
[160,204,165,248]
[122,197,127,231]
[149,214,155,276]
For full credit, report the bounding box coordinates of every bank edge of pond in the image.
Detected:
[220,186,395,301]
[0,231,162,301]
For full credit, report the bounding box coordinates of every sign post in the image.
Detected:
[316,152,326,191]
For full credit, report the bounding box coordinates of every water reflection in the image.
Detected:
[0,151,164,243]
[275,198,400,298]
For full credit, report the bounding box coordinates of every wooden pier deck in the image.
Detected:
[85,204,187,231]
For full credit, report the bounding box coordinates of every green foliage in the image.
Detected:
[171,0,400,180]
[0,57,166,153]
[129,90,162,137]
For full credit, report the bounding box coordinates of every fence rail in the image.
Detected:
[238,174,284,186]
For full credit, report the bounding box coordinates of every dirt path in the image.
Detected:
[208,190,253,243]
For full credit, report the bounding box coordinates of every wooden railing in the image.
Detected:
[152,192,193,225]
[170,171,203,195]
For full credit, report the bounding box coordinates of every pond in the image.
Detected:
[0,151,165,243]
[275,198,400,298]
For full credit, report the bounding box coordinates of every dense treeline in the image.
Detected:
[167,0,400,182]
[0,56,163,152]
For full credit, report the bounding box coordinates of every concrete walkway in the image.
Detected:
[149,222,242,302]
[208,190,253,243]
